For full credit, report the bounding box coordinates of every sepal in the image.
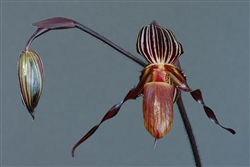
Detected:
[32,17,76,30]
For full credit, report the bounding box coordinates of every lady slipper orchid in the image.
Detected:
[19,17,235,166]
[18,50,44,120]
[71,21,235,156]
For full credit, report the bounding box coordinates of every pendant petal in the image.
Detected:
[190,89,236,134]
[71,63,153,157]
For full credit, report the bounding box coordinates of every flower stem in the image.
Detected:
[176,94,201,167]
[75,22,147,67]
[25,28,49,51]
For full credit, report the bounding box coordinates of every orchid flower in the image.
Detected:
[18,17,235,167]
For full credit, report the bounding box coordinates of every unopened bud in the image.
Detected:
[18,50,44,120]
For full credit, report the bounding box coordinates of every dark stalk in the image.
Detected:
[25,28,50,51]
[177,94,202,167]
[75,22,147,67]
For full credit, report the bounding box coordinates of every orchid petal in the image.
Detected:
[164,63,235,134]
[71,66,153,157]
[191,89,236,134]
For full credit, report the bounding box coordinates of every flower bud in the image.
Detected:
[18,50,44,120]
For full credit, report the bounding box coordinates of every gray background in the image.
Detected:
[1,1,249,166]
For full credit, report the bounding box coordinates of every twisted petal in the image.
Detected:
[18,50,44,119]
[190,89,236,134]
[136,21,183,64]
[162,64,235,134]
[71,66,153,157]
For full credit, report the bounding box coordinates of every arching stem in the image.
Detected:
[75,22,147,67]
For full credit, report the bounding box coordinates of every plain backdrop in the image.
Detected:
[1,1,249,167]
